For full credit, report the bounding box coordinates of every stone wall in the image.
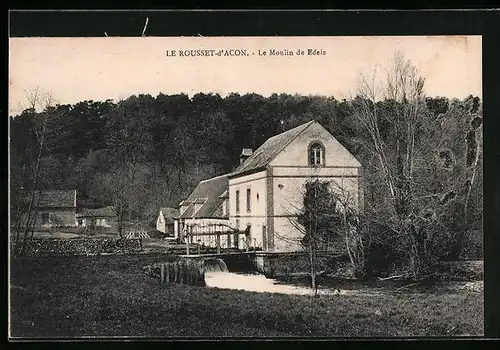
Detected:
[11,238,142,257]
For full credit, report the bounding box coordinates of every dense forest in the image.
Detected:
[9,57,483,271]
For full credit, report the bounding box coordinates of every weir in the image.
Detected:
[146,256,350,296]
[203,258,229,273]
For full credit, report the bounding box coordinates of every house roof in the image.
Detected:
[77,206,115,218]
[31,190,76,208]
[160,207,179,220]
[229,120,315,178]
[179,174,229,219]
[240,148,253,156]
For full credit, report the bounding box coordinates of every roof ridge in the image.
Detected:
[231,120,316,177]
[268,119,315,157]
[199,173,231,183]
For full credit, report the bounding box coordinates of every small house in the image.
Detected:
[177,174,233,247]
[156,207,179,237]
[76,206,117,229]
[20,190,77,228]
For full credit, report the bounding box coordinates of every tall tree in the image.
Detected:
[11,89,60,255]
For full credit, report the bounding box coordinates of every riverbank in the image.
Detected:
[9,253,483,338]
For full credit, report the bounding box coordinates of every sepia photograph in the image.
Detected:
[8,30,483,338]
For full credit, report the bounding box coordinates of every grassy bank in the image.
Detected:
[9,253,483,338]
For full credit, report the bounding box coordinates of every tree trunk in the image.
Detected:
[20,115,47,256]
[309,243,317,295]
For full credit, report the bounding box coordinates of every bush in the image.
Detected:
[147,229,165,239]
[460,229,483,260]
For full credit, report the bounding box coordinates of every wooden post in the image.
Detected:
[160,263,165,285]
[179,260,186,284]
[216,233,221,254]
[165,262,170,283]
[197,240,201,255]
[173,261,179,283]
[170,263,174,283]
[185,227,190,256]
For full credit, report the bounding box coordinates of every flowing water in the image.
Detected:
[201,258,480,296]
[202,258,370,296]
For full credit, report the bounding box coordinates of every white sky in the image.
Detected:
[9,36,482,114]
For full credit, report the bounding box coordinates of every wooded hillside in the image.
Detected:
[9,91,482,247]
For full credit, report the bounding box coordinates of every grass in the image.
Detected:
[9,253,483,338]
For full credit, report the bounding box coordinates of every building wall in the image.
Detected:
[228,170,268,249]
[156,212,166,233]
[267,122,363,252]
[21,208,77,228]
[77,216,116,229]
[270,121,362,168]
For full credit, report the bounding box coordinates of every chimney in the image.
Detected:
[240,148,253,164]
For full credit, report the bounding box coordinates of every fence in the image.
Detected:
[125,231,150,239]
[143,259,206,286]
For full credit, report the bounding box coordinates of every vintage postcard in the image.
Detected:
[9,33,483,339]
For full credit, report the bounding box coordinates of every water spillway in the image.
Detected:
[202,258,321,295]
[203,258,230,273]
[148,257,351,296]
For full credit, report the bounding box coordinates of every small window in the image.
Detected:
[235,190,240,214]
[309,142,325,166]
[246,188,251,213]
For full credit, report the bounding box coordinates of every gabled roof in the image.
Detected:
[77,206,115,218]
[179,174,229,219]
[181,203,195,218]
[160,207,179,220]
[31,190,76,208]
[229,120,315,178]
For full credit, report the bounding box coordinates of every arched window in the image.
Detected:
[308,142,325,166]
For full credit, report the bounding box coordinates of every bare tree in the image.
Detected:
[95,162,149,238]
[351,52,474,279]
[353,52,425,221]
[275,179,364,296]
[11,89,58,256]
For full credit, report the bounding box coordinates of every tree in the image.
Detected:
[277,179,363,295]
[351,52,483,279]
[93,162,149,238]
[11,89,60,255]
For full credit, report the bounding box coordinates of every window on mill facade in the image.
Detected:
[246,188,251,213]
[308,142,325,166]
[235,190,240,214]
